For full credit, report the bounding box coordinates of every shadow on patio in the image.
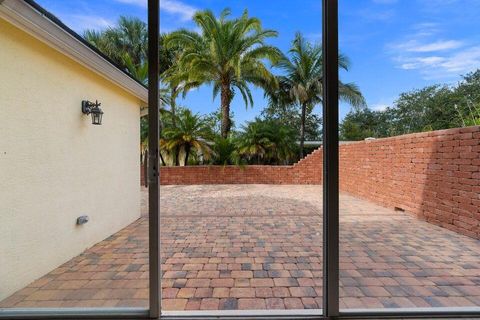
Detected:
[1,185,479,310]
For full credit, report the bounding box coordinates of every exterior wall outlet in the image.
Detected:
[76,215,89,225]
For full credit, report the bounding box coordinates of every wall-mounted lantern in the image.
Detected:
[82,100,103,125]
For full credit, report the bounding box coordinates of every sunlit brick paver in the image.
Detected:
[1,185,480,310]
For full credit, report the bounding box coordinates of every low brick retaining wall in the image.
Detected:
[158,150,323,185]
[338,126,480,239]
[147,126,479,238]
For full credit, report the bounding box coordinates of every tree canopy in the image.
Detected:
[340,70,480,141]
[165,9,282,138]
[268,33,365,157]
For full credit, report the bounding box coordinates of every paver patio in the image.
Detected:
[1,185,480,310]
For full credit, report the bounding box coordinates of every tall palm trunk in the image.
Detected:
[170,86,178,128]
[158,120,166,166]
[170,86,180,165]
[184,145,191,166]
[220,80,232,138]
[174,148,180,166]
[159,152,166,166]
[299,103,307,158]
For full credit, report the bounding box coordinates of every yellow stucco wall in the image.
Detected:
[0,19,141,300]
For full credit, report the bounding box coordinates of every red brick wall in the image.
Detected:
[146,126,480,238]
[158,149,323,185]
[338,126,480,239]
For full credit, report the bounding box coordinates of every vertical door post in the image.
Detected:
[148,0,160,318]
[322,0,340,317]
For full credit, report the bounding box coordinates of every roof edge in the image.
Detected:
[0,0,148,103]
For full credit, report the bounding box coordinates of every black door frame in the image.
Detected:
[147,0,161,317]
[322,0,339,317]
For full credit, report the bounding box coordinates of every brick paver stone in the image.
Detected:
[1,186,480,311]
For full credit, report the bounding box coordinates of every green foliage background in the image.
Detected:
[340,70,480,141]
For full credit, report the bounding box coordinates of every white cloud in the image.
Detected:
[387,22,480,80]
[391,26,464,53]
[55,14,114,32]
[162,0,197,21]
[76,15,113,29]
[114,0,197,21]
[438,46,480,73]
[407,40,464,53]
[370,96,396,111]
[371,103,389,111]
[396,48,480,80]
[399,56,446,70]
[410,22,441,37]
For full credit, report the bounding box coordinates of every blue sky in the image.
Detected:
[37,0,480,126]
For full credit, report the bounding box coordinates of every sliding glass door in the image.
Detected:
[2,0,479,319]
[338,0,480,317]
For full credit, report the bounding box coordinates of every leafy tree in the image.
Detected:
[85,18,174,77]
[340,109,391,140]
[161,109,213,166]
[235,119,296,165]
[159,34,187,129]
[271,33,365,157]
[165,9,282,138]
[456,101,480,127]
[236,122,271,164]
[388,85,457,134]
[340,69,480,140]
[211,137,238,165]
[84,17,147,71]
[203,110,236,139]
[261,103,322,141]
[121,53,148,84]
[454,70,480,126]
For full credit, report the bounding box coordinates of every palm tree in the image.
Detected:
[235,119,296,165]
[268,123,297,165]
[158,33,184,129]
[84,17,147,71]
[236,121,273,164]
[122,53,171,104]
[273,32,366,158]
[85,18,175,79]
[122,52,148,83]
[162,109,213,166]
[165,9,282,138]
[211,137,238,165]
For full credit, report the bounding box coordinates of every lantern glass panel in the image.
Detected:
[92,112,102,125]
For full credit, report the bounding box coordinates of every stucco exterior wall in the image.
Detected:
[0,20,141,300]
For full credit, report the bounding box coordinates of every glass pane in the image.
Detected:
[339,0,480,311]
[0,0,148,309]
[158,0,324,312]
